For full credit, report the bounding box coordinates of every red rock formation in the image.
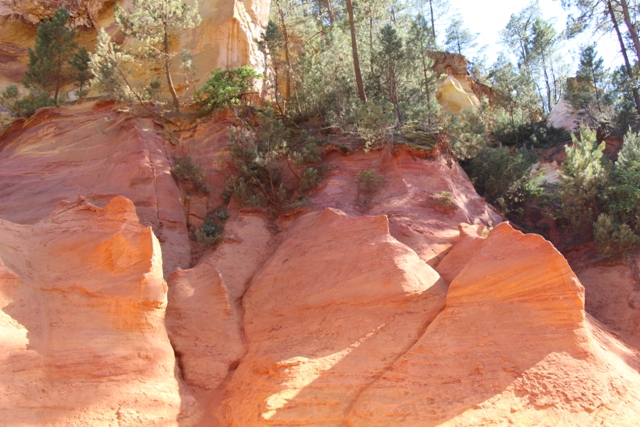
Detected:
[348,223,640,426]
[576,263,640,350]
[0,196,201,426]
[0,102,190,274]
[219,208,448,425]
[2,101,640,426]
[166,214,272,391]
[311,147,502,266]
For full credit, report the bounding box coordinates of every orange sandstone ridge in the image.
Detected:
[1,102,640,426]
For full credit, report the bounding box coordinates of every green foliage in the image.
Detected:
[225,109,324,214]
[599,129,640,229]
[468,146,539,214]
[558,127,610,236]
[491,109,570,148]
[258,20,284,110]
[70,46,92,96]
[376,24,404,122]
[90,28,136,102]
[171,157,209,195]
[398,122,438,152]
[444,16,478,56]
[194,67,261,112]
[0,85,20,115]
[445,106,488,160]
[23,7,77,105]
[355,100,395,150]
[611,65,640,133]
[593,213,638,261]
[433,191,456,209]
[564,45,612,129]
[499,2,566,113]
[1,85,55,118]
[195,208,229,248]
[102,0,201,109]
[406,15,441,129]
[356,169,384,210]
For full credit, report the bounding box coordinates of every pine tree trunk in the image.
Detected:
[277,1,292,109]
[428,0,436,41]
[346,0,367,102]
[421,53,432,125]
[164,26,180,111]
[326,0,335,25]
[619,0,640,62]
[608,0,640,116]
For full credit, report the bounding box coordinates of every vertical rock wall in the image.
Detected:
[0,0,270,90]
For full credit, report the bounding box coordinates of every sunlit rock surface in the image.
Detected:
[0,196,201,426]
[0,0,269,90]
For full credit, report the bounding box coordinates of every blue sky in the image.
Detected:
[440,0,623,72]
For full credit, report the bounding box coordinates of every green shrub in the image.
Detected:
[468,146,538,215]
[433,191,456,209]
[355,100,395,151]
[445,107,488,160]
[171,157,209,195]
[194,66,261,112]
[558,127,610,236]
[356,169,384,210]
[598,129,640,230]
[398,122,438,152]
[195,207,229,248]
[0,85,55,118]
[593,213,638,261]
[492,108,570,148]
[225,108,324,214]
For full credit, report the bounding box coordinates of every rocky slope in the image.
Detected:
[2,101,640,426]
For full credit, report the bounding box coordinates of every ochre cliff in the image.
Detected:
[0,0,269,91]
[2,101,640,426]
[0,196,201,425]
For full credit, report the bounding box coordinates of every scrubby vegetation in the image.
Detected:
[5,0,640,262]
[356,169,385,210]
[224,108,325,215]
[195,208,229,248]
[171,157,209,196]
[195,67,261,113]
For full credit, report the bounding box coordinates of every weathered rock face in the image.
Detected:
[310,147,502,266]
[428,51,496,114]
[0,196,201,426]
[549,98,579,130]
[0,102,190,274]
[177,0,269,89]
[166,214,272,392]
[219,208,448,425]
[3,101,640,426]
[349,223,640,426]
[0,0,269,91]
[576,262,640,350]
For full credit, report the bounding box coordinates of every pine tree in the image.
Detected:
[345,0,367,102]
[114,0,201,111]
[258,20,284,111]
[444,17,478,57]
[407,14,439,127]
[565,44,611,127]
[23,7,77,106]
[70,47,92,97]
[377,24,404,122]
[559,127,610,236]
